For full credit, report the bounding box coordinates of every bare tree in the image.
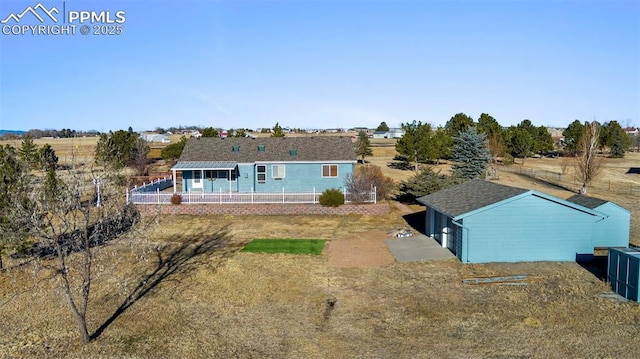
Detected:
[10,164,141,343]
[574,122,604,194]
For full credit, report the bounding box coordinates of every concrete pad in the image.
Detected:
[385,234,455,263]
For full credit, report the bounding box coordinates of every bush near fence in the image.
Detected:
[136,203,390,216]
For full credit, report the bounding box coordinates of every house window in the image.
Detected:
[205,170,231,180]
[194,170,202,183]
[272,165,285,179]
[322,164,338,178]
[257,165,266,183]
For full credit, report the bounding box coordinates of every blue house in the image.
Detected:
[170,137,356,193]
[417,179,630,263]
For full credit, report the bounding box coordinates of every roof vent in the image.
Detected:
[289,149,297,156]
[232,145,240,152]
[257,145,265,152]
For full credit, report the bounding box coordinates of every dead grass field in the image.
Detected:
[1,137,640,358]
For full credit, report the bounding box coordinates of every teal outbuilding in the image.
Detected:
[417,179,630,263]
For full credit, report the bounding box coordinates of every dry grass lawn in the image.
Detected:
[1,137,640,358]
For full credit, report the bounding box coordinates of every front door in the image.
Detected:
[192,170,203,190]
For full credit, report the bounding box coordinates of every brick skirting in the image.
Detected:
[136,203,390,216]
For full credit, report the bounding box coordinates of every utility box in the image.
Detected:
[607,247,640,302]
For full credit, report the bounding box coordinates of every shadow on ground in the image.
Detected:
[402,210,426,235]
[91,224,238,340]
[576,254,608,281]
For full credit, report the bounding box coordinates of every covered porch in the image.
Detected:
[171,161,239,193]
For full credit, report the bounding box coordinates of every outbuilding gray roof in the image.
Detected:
[176,136,356,164]
[565,194,608,209]
[417,179,529,218]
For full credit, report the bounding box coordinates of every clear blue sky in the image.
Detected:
[1,0,639,132]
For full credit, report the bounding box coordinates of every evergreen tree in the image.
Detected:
[562,120,585,155]
[602,121,629,158]
[354,130,373,162]
[431,126,453,164]
[233,129,247,138]
[451,127,489,179]
[201,127,219,138]
[39,143,58,171]
[506,126,534,164]
[18,136,39,170]
[161,136,188,163]
[533,126,554,153]
[0,145,30,269]
[398,167,461,202]
[94,130,139,170]
[376,121,390,132]
[271,122,285,137]
[445,113,475,136]
[477,113,504,162]
[395,121,434,171]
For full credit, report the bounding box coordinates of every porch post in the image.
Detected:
[172,169,177,193]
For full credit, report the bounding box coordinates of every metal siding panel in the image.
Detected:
[462,194,597,263]
[629,257,639,301]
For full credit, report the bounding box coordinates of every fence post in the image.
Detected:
[282,188,285,203]
[219,188,222,204]
[157,188,160,204]
[126,188,129,203]
[374,186,377,204]
[343,187,347,203]
[313,187,316,204]
[251,187,254,204]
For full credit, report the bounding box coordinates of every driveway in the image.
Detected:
[385,234,455,263]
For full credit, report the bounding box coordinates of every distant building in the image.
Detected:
[372,128,404,139]
[142,133,170,143]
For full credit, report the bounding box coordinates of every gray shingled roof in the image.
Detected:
[176,136,356,163]
[417,179,529,218]
[565,194,608,209]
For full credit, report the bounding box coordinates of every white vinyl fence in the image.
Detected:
[128,187,376,205]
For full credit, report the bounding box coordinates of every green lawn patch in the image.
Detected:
[241,239,326,255]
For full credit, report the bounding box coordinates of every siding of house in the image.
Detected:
[592,202,630,248]
[181,163,353,193]
[460,194,597,263]
[253,162,353,192]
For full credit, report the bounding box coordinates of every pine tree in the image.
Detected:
[395,121,434,171]
[200,127,219,138]
[18,136,39,170]
[354,130,372,162]
[271,122,285,137]
[376,121,390,132]
[451,127,489,179]
[39,144,58,171]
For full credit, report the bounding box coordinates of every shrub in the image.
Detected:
[502,153,515,166]
[170,193,183,205]
[345,165,396,203]
[397,167,464,202]
[319,188,344,207]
